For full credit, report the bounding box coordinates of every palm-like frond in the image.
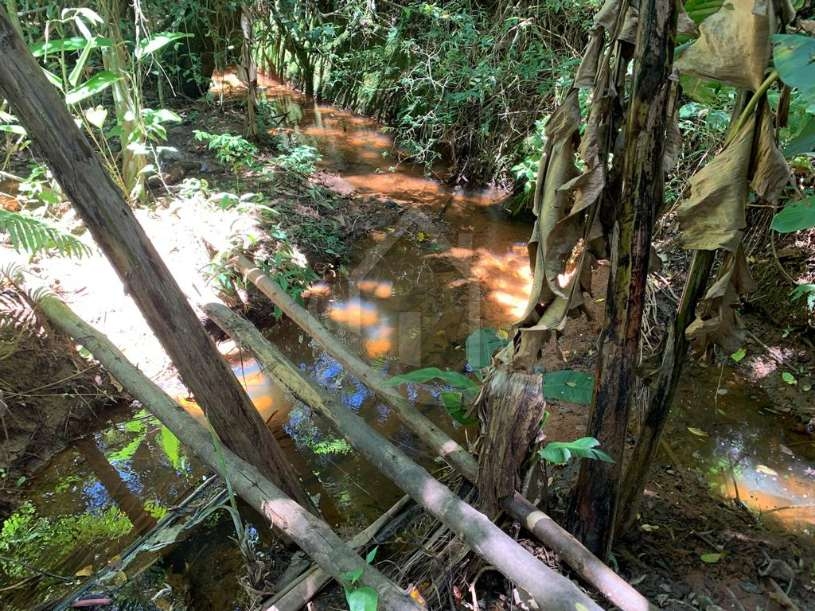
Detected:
[0,209,91,258]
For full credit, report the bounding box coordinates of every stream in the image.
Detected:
[2,77,813,609]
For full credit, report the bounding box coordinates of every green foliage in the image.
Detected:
[0,209,90,259]
[538,436,614,466]
[194,130,258,171]
[312,437,354,456]
[343,547,379,611]
[0,502,131,579]
[274,142,321,175]
[263,0,594,183]
[684,0,725,24]
[542,370,594,405]
[790,283,815,313]
[387,366,479,425]
[770,196,815,233]
[772,34,815,113]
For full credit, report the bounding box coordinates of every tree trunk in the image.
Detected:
[616,250,714,534]
[240,5,259,140]
[38,296,422,611]
[0,7,313,512]
[568,0,677,558]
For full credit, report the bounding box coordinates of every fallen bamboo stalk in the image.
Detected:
[234,256,654,611]
[37,295,423,611]
[205,302,603,611]
[236,254,479,482]
[264,496,413,611]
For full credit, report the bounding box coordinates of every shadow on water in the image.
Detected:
[3,75,813,608]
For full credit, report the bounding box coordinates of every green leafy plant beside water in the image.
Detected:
[343,547,379,611]
[193,130,258,173]
[0,502,131,579]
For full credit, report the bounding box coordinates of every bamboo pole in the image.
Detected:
[233,257,654,611]
[0,7,312,510]
[205,302,604,611]
[37,295,422,611]
[264,496,413,611]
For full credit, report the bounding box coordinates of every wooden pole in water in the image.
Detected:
[232,256,654,611]
[37,296,423,611]
[0,7,312,511]
[205,302,604,611]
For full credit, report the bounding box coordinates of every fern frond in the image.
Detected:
[0,209,91,258]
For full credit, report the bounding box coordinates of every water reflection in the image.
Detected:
[670,366,815,532]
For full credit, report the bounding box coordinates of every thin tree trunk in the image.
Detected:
[568,0,677,558]
[233,256,653,611]
[240,5,258,140]
[0,7,313,512]
[38,296,423,611]
[205,302,604,611]
[616,251,714,533]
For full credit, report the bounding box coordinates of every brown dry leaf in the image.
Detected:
[677,4,699,37]
[751,107,791,203]
[686,247,755,353]
[675,0,772,91]
[575,30,604,89]
[677,116,755,251]
[519,90,580,324]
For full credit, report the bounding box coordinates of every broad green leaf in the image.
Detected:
[772,35,815,112]
[465,328,506,369]
[65,71,120,105]
[770,197,815,233]
[543,370,594,405]
[343,567,364,584]
[440,390,477,425]
[30,36,111,58]
[135,32,191,59]
[684,0,725,24]
[539,437,613,465]
[781,371,797,385]
[0,124,26,136]
[68,40,96,87]
[700,552,723,563]
[385,367,479,391]
[784,115,815,157]
[730,347,747,362]
[345,586,378,611]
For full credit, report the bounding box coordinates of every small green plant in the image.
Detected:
[342,547,379,611]
[193,130,258,173]
[0,209,90,259]
[274,142,321,175]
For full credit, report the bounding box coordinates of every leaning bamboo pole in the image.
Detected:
[37,296,423,611]
[205,302,603,611]
[234,256,654,611]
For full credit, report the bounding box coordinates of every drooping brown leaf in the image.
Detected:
[518,90,580,324]
[676,116,755,251]
[675,0,772,91]
[751,106,791,203]
[685,247,755,353]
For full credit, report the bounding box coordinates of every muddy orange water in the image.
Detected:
[3,76,813,609]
